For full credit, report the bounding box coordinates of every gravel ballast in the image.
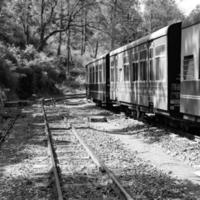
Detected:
[0,105,54,200]
[66,100,200,199]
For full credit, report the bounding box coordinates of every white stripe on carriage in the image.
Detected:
[181,94,200,100]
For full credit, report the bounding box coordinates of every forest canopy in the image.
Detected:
[0,0,199,99]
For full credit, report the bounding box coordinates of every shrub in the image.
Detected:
[21,45,38,61]
[15,67,33,99]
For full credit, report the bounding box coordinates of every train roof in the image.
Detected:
[86,53,108,67]
[110,23,180,56]
[182,20,200,30]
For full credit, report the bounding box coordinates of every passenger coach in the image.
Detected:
[180,22,200,122]
[86,54,110,105]
[109,22,182,117]
[86,21,200,123]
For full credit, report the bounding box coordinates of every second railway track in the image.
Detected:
[0,113,19,145]
[42,100,134,200]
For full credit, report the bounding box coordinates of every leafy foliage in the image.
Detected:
[142,0,184,33]
[183,5,200,27]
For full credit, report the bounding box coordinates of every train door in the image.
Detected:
[86,65,89,97]
[116,53,123,101]
[147,41,154,110]
[113,54,118,100]
[110,54,118,101]
[105,54,110,103]
[168,23,181,115]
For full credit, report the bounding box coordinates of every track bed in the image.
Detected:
[44,105,118,200]
[0,97,200,199]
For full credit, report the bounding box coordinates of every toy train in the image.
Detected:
[86,21,200,126]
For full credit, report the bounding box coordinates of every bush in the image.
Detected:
[0,58,17,89]
[21,45,38,61]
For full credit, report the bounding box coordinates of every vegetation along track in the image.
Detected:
[42,98,134,200]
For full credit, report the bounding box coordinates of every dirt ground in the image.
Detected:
[88,111,200,185]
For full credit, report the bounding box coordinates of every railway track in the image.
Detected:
[42,99,134,200]
[43,93,86,105]
[0,114,19,145]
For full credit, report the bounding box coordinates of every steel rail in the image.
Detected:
[0,114,19,144]
[41,101,63,200]
[43,93,86,104]
[70,125,134,200]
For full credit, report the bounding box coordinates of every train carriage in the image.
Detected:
[109,22,182,117]
[180,22,200,122]
[86,54,110,105]
[86,20,200,125]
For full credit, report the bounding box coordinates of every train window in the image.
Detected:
[110,55,117,82]
[96,65,98,83]
[110,67,114,82]
[90,67,92,83]
[133,53,138,61]
[149,60,154,80]
[155,57,166,80]
[110,56,114,82]
[155,45,165,56]
[93,67,95,83]
[140,50,147,60]
[183,55,194,80]
[123,51,129,64]
[90,67,93,83]
[93,66,96,83]
[124,64,130,81]
[138,47,147,81]
[114,55,118,82]
[155,58,160,80]
[123,51,130,81]
[99,64,102,83]
[140,61,147,80]
[132,63,138,81]
[149,48,153,58]
[89,68,91,83]
[115,55,118,66]
[155,45,166,80]
[131,47,138,62]
[91,67,94,83]
[111,58,114,67]
[149,48,154,81]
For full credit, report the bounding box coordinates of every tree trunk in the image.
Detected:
[57,0,64,56]
[67,29,71,72]
[39,0,45,51]
[66,0,71,73]
[81,0,87,55]
[94,40,98,58]
[111,0,117,50]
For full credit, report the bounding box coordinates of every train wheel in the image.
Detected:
[136,109,140,119]
[182,123,189,132]
[136,109,144,119]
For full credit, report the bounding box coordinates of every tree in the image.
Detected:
[84,0,142,54]
[183,5,200,26]
[0,1,26,47]
[142,0,184,33]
